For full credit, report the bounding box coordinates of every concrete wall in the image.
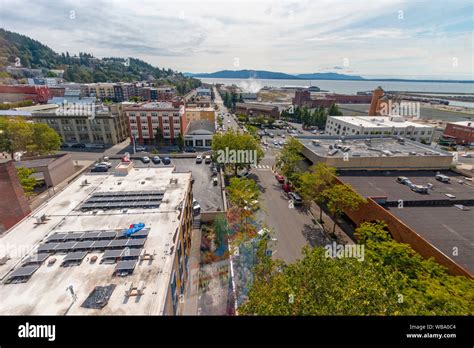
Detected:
[19,154,76,187]
[0,161,31,233]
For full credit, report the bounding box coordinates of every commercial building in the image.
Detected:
[33,104,129,145]
[235,102,280,119]
[0,85,51,104]
[184,120,215,149]
[441,121,474,146]
[186,96,212,108]
[0,160,31,233]
[292,90,372,108]
[14,153,75,188]
[336,170,474,278]
[184,107,216,124]
[196,87,211,97]
[125,102,186,145]
[81,83,115,100]
[0,165,194,314]
[325,116,435,143]
[299,135,453,170]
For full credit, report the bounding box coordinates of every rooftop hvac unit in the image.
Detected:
[35,214,47,224]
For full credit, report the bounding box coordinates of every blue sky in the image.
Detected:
[0,0,472,79]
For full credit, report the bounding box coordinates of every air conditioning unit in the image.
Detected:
[36,214,47,224]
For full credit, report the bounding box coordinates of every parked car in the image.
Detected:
[268,133,275,138]
[141,156,150,163]
[71,143,86,148]
[60,143,69,149]
[211,167,218,176]
[163,157,171,165]
[288,192,303,205]
[275,174,285,183]
[91,165,108,173]
[152,156,161,164]
[461,153,472,158]
[204,155,212,164]
[192,199,201,215]
[97,161,112,168]
[135,145,146,152]
[411,184,428,194]
[396,176,410,184]
[212,177,218,186]
[282,182,293,193]
[195,155,203,164]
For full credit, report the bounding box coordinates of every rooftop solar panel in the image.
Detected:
[122,248,142,258]
[98,231,117,239]
[64,232,84,241]
[126,239,146,247]
[46,233,66,242]
[63,251,88,262]
[91,240,110,249]
[54,241,77,252]
[9,265,40,278]
[102,249,124,259]
[23,253,49,265]
[108,240,128,248]
[37,243,58,253]
[115,259,137,271]
[131,229,150,238]
[74,241,94,250]
[82,231,101,239]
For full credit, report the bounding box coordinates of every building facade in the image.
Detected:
[184,120,215,148]
[184,107,216,124]
[442,121,474,146]
[235,102,280,119]
[325,116,434,143]
[33,104,129,145]
[125,102,186,145]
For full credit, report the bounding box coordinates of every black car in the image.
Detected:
[163,157,171,165]
[91,166,108,172]
[60,143,69,149]
[71,143,86,148]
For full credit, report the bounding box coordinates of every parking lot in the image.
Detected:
[96,156,224,212]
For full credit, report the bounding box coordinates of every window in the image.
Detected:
[195,139,203,147]
[140,112,146,117]
[205,139,212,147]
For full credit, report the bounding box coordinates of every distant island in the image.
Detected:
[185,70,473,83]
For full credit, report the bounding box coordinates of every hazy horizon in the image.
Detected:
[1,0,473,80]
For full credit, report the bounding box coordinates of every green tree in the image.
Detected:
[322,183,366,235]
[29,123,61,155]
[212,129,264,176]
[239,221,474,315]
[328,103,343,116]
[16,167,36,197]
[227,177,260,210]
[276,137,303,183]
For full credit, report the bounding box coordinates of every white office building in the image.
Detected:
[325,116,435,143]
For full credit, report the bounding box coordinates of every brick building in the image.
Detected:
[292,90,372,109]
[235,102,280,119]
[0,85,51,104]
[441,121,474,146]
[125,102,186,145]
[0,160,31,233]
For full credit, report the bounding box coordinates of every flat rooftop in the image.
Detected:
[338,170,474,274]
[298,136,451,159]
[329,116,434,129]
[0,166,191,315]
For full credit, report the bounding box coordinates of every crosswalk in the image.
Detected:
[252,164,271,170]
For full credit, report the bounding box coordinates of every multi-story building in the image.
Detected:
[325,116,435,143]
[81,83,115,100]
[184,107,216,124]
[125,102,186,145]
[0,165,194,315]
[196,87,211,97]
[441,121,474,146]
[155,86,176,101]
[235,102,280,119]
[33,103,129,145]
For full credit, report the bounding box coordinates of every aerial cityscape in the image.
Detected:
[0,0,472,345]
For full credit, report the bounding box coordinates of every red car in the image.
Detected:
[282,182,293,193]
[275,174,285,184]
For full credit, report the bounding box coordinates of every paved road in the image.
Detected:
[58,139,131,162]
[251,147,331,263]
[213,86,240,132]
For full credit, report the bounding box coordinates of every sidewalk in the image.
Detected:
[183,227,202,315]
[308,202,355,245]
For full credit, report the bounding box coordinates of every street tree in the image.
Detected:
[239,221,474,316]
[321,183,366,235]
[276,137,303,182]
[176,133,184,151]
[154,127,164,148]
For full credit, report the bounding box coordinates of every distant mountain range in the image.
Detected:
[185,70,364,80]
[185,70,473,83]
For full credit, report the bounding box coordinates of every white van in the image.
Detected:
[435,174,450,183]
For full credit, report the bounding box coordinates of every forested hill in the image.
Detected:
[0,28,201,90]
